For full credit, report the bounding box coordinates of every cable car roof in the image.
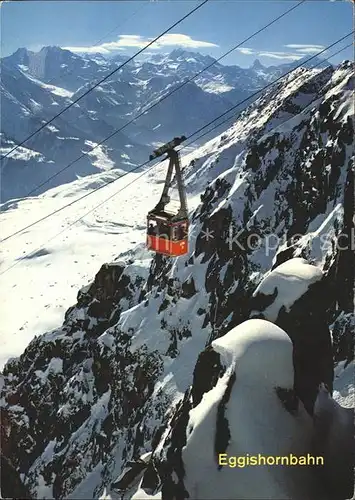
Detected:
[148,212,188,223]
[149,136,186,161]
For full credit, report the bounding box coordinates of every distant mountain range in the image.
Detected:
[1,46,329,201]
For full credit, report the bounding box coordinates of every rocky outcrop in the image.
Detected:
[0,453,31,499]
[64,261,146,337]
[138,320,334,500]
[0,62,353,499]
[250,263,334,415]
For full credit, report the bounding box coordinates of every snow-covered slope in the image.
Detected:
[0,61,353,499]
[1,46,325,201]
[0,154,202,371]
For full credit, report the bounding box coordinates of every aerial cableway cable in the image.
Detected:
[181,35,354,145]
[0,2,150,162]
[0,39,352,276]
[0,3,149,157]
[0,32,352,257]
[0,32,352,245]
[0,0,209,161]
[22,0,306,198]
[186,41,354,147]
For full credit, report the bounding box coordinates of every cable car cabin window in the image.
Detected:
[172,227,178,241]
[180,223,188,239]
[147,220,158,235]
[171,222,188,241]
[147,219,172,239]
[159,223,170,240]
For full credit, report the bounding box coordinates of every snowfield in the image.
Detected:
[0,154,201,370]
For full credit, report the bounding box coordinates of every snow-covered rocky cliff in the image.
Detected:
[0,61,353,499]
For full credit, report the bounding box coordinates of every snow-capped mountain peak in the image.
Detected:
[251,58,264,70]
[2,45,330,202]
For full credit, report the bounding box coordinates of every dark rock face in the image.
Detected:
[331,312,355,366]
[278,278,334,415]
[191,347,225,406]
[214,372,236,467]
[140,348,228,500]
[335,164,354,314]
[65,261,145,337]
[1,63,353,498]
[181,277,197,299]
[312,385,355,500]
[249,270,336,415]
[275,387,299,416]
[0,453,31,499]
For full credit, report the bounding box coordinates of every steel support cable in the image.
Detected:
[181,33,354,145]
[0,39,352,277]
[0,32,352,265]
[44,3,150,87]
[22,0,306,197]
[179,41,354,148]
[0,0,209,160]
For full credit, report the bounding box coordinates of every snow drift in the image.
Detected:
[134,320,332,500]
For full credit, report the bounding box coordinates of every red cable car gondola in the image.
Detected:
[146,136,189,257]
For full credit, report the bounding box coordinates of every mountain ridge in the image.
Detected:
[1,46,333,202]
[1,60,353,499]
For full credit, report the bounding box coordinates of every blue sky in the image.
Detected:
[1,1,353,67]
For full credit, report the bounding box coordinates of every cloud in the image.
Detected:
[294,47,325,54]
[284,44,325,55]
[237,47,304,61]
[236,43,326,62]
[154,33,218,48]
[63,33,218,55]
[258,52,303,61]
[237,47,255,55]
[285,44,325,50]
[63,45,122,55]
